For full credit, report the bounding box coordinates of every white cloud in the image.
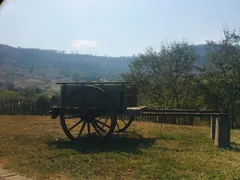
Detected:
[72,40,97,48]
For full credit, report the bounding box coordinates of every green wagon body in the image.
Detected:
[60,83,137,114]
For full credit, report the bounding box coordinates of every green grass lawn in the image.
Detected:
[0,116,240,180]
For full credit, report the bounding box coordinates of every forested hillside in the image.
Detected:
[0,44,132,83]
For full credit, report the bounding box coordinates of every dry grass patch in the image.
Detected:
[0,116,240,180]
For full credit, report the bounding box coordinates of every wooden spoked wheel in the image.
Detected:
[60,86,117,140]
[115,115,134,133]
[94,115,134,133]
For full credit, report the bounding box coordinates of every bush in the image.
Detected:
[36,95,51,109]
[0,88,23,99]
[34,87,42,94]
[51,95,59,105]
[19,88,36,100]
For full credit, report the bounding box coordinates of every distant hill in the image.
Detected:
[0,44,132,83]
[0,44,208,91]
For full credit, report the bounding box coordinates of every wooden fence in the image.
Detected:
[0,99,49,115]
[0,99,210,125]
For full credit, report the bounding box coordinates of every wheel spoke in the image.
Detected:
[93,120,106,132]
[87,121,91,135]
[95,119,111,129]
[91,121,102,136]
[116,121,120,130]
[120,118,127,125]
[101,117,109,128]
[97,116,104,121]
[77,121,86,139]
[68,119,83,131]
[114,115,133,133]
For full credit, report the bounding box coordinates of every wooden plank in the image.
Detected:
[139,112,229,116]
[0,172,18,177]
[13,100,16,115]
[127,106,146,111]
[5,175,29,180]
[20,100,24,115]
[9,100,12,115]
[56,81,132,85]
[0,99,3,115]
[0,166,32,180]
[32,101,36,115]
[142,108,223,113]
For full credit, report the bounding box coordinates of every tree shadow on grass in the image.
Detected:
[47,131,157,154]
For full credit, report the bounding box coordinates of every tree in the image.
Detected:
[19,88,36,100]
[122,41,198,109]
[34,87,42,94]
[51,95,60,105]
[205,28,240,128]
[36,95,51,109]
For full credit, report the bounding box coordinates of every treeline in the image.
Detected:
[122,28,240,128]
[0,84,59,111]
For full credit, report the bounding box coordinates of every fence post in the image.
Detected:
[130,115,134,123]
[0,99,3,114]
[189,116,194,125]
[210,116,216,139]
[9,100,12,115]
[215,115,230,147]
[20,100,24,115]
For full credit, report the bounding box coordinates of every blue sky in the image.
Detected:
[0,0,239,56]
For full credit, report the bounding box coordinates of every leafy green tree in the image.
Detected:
[34,87,42,94]
[122,41,198,109]
[0,88,23,99]
[19,88,36,100]
[36,95,51,109]
[205,28,240,128]
[51,95,60,105]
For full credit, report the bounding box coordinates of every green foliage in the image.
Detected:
[203,28,240,127]
[0,88,22,100]
[34,87,42,94]
[123,41,198,109]
[19,88,36,100]
[123,28,240,128]
[36,95,51,109]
